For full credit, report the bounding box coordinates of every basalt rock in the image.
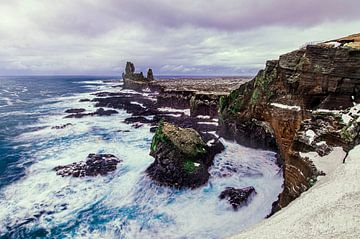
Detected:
[54,154,121,177]
[219,186,256,210]
[146,121,224,188]
[64,108,118,118]
[51,123,73,130]
[190,93,224,117]
[219,36,360,211]
[122,62,153,90]
[65,108,86,114]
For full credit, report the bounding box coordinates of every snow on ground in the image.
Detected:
[230,145,360,239]
[270,103,301,111]
[300,147,346,175]
[196,115,211,119]
[305,130,316,144]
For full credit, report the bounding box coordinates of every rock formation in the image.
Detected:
[54,154,121,177]
[219,186,256,210]
[122,62,154,90]
[219,36,360,211]
[146,120,224,188]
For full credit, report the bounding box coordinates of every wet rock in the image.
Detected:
[54,154,121,177]
[64,108,118,118]
[146,121,224,188]
[65,108,86,114]
[219,186,256,210]
[79,98,91,102]
[124,116,153,124]
[51,123,73,129]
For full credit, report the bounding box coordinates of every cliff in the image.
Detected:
[219,35,360,210]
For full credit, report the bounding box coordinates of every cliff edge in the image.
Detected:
[219,34,360,211]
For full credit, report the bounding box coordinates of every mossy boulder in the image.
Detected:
[147,121,223,188]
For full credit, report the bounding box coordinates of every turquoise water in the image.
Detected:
[0,76,282,239]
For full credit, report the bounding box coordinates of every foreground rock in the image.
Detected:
[219,33,360,211]
[146,121,224,188]
[54,154,121,177]
[219,186,256,210]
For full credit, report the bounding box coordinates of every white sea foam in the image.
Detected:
[0,82,283,239]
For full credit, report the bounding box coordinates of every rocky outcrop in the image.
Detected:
[64,108,118,118]
[122,62,154,90]
[190,93,224,117]
[54,154,121,177]
[146,121,224,188]
[219,186,256,210]
[219,39,360,211]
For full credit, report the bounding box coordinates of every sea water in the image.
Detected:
[0,76,282,239]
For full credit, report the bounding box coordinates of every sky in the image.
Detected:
[0,0,360,76]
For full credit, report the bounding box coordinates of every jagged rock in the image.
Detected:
[147,69,154,81]
[146,121,223,188]
[190,93,222,117]
[219,186,256,210]
[125,61,135,75]
[219,35,360,211]
[79,98,91,102]
[65,108,86,114]
[54,154,121,177]
[64,108,118,118]
[122,62,152,90]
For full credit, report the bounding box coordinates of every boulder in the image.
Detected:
[219,186,256,210]
[146,121,222,188]
[54,154,121,177]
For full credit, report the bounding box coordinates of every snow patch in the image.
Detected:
[270,103,301,111]
[305,130,316,144]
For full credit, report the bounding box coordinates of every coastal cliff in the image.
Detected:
[219,36,360,210]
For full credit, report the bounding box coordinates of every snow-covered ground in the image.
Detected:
[230,145,360,239]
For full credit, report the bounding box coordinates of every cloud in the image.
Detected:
[0,0,359,75]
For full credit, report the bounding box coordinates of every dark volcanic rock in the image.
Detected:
[122,62,152,90]
[51,123,73,129]
[54,154,121,177]
[146,121,224,188]
[64,108,118,118]
[65,108,86,114]
[147,69,154,81]
[79,98,91,102]
[219,186,256,210]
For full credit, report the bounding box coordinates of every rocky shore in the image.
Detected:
[219,34,360,212]
[52,33,360,236]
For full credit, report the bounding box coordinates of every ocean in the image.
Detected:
[0,76,282,239]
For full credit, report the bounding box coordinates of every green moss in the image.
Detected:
[230,98,243,114]
[219,95,228,113]
[308,178,317,187]
[183,160,198,174]
[340,127,352,142]
[250,88,260,105]
[150,120,168,152]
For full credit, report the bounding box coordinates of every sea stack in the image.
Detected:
[122,61,154,90]
[146,120,223,188]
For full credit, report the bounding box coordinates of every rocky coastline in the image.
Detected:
[54,33,359,229]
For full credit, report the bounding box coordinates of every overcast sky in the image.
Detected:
[0,0,359,76]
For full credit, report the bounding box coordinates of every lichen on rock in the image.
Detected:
[147,120,223,188]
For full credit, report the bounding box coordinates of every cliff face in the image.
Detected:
[220,41,360,210]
